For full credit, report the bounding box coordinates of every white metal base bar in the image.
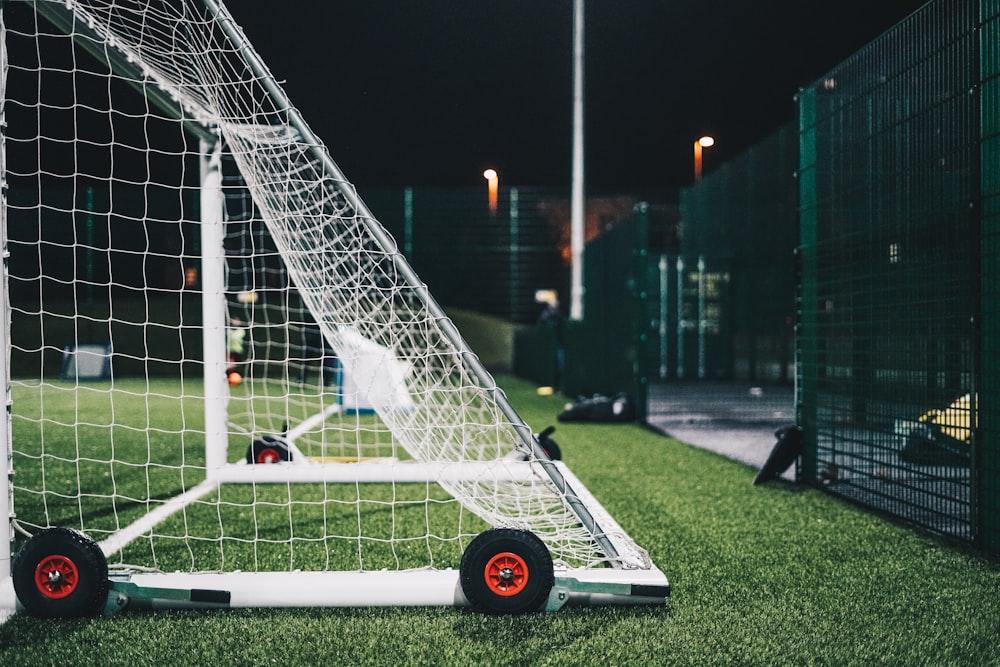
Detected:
[99,566,668,613]
[211,459,539,484]
[1,564,669,616]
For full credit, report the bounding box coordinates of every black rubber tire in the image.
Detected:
[12,527,109,618]
[459,528,554,615]
[246,435,292,464]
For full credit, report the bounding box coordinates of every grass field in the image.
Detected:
[2,375,999,666]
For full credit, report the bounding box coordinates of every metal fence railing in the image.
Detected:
[362,186,570,325]
[327,1,1000,552]
[980,0,1000,553]
[797,0,999,547]
[674,125,799,383]
[558,204,680,417]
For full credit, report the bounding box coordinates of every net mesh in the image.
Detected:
[3,0,649,574]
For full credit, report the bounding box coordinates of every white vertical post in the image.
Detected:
[0,39,11,582]
[676,257,685,379]
[200,137,228,475]
[569,0,585,321]
[697,255,706,379]
[658,255,668,379]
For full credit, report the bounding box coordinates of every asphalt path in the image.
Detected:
[646,382,797,481]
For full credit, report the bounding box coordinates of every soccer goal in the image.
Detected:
[0,0,668,617]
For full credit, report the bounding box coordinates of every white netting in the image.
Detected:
[2,0,649,576]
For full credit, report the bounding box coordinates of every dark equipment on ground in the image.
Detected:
[899,394,973,467]
[753,425,803,485]
[557,393,636,423]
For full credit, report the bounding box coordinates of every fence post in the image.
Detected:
[658,255,669,379]
[676,256,685,379]
[509,187,520,322]
[403,187,413,259]
[978,2,999,551]
[633,203,650,421]
[796,86,818,484]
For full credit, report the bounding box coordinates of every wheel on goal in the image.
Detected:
[246,435,292,464]
[459,528,554,614]
[12,527,109,618]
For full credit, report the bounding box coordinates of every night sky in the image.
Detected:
[232,1,929,190]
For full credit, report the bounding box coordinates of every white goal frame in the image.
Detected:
[0,0,667,616]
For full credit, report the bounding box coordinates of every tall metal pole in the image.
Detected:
[570,0,585,320]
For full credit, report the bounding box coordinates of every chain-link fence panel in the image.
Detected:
[798,0,996,545]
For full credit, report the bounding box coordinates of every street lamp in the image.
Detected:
[693,136,715,182]
[483,168,498,216]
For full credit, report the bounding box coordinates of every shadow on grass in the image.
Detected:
[450,603,672,653]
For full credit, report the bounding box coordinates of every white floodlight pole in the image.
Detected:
[570,0,585,321]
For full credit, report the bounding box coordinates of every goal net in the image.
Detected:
[0,0,666,616]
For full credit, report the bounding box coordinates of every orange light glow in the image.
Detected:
[483,168,498,215]
[693,136,715,182]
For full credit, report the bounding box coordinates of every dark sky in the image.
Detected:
[233,1,928,190]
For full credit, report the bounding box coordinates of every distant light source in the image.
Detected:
[693,136,715,182]
[483,168,498,215]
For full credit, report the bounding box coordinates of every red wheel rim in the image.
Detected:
[256,447,280,464]
[34,554,79,600]
[483,551,528,597]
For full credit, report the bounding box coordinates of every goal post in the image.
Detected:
[0,0,668,617]
[200,135,230,476]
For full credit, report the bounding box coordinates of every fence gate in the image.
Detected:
[651,256,731,381]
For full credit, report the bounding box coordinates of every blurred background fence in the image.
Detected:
[507,0,1000,552]
[362,187,570,326]
[676,125,799,383]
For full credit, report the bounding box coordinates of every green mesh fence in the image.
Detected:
[669,125,799,382]
[798,0,998,546]
[979,0,1000,552]
[362,186,569,325]
[554,204,679,414]
[362,188,677,397]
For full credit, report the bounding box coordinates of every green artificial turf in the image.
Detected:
[2,375,998,666]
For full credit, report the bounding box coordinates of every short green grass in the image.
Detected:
[2,375,999,666]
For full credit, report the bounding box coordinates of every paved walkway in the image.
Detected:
[646,382,797,481]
